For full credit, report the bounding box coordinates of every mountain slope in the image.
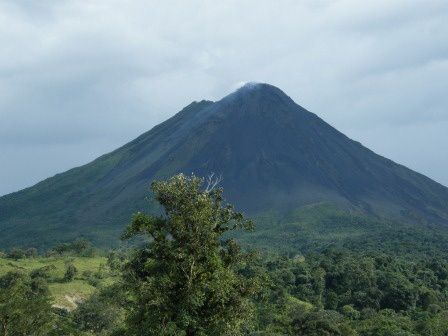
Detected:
[1,83,448,248]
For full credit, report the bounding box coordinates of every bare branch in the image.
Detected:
[204,172,223,193]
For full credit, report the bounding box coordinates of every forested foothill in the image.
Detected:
[2,174,448,335]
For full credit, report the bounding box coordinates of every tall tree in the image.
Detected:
[122,174,257,336]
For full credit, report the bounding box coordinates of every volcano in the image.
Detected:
[1,83,448,248]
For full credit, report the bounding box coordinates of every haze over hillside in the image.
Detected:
[1,83,448,248]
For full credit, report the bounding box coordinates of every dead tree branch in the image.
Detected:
[204,173,223,193]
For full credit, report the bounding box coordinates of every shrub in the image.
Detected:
[63,263,78,282]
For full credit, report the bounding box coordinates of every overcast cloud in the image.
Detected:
[1,0,448,195]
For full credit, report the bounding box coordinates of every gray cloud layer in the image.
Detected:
[1,0,448,195]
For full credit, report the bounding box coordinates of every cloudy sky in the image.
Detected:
[1,0,448,196]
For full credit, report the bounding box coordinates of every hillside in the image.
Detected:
[1,83,448,248]
[0,255,111,310]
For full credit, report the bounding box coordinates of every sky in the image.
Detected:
[1,0,448,196]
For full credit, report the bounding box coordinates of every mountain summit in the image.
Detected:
[1,83,448,247]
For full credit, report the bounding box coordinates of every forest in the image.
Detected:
[2,174,448,335]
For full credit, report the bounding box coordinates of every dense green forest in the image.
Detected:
[2,174,448,335]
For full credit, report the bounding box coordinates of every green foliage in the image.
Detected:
[246,248,448,335]
[356,309,416,336]
[240,203,448,259]
[6,248,25,260]
[291,310,356,336]
[0,271,54,335]
[3,244,447,335]
[0,254,113,311]
[73,284,127,335]
[2,175,448,335]
[25,247,38,258]
[63,262,78,282]
[106,251,124,274]
[30,265,57,280]
[122,174,257,336]
[50,238,95,257]
[4,247,39,261]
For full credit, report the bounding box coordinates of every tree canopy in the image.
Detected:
[122,174,257,336]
